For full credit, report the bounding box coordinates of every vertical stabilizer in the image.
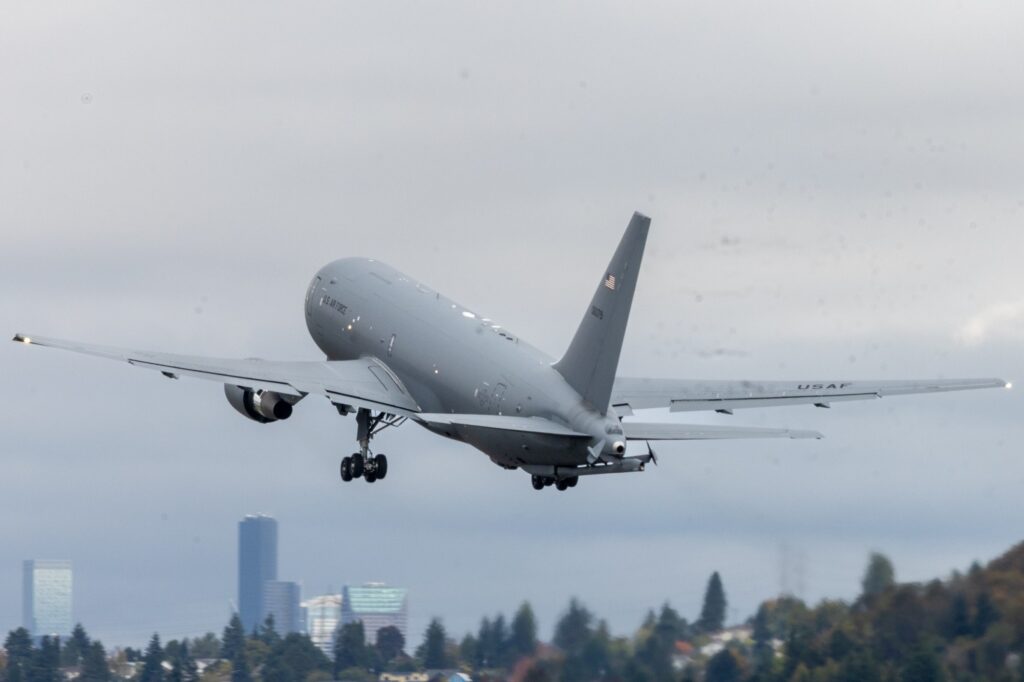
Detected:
[554,212,650,413]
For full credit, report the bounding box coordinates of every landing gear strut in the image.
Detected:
[338,408,403,484]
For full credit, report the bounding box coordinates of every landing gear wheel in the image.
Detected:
[364,471,377,483]
[556,479,570,491]
[350,453,364,478]
[531,475,545,490]
[374,454,388,480]
[567,476,579,488]
[340,457,353,482]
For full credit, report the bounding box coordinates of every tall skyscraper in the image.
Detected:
[302,594,342,655]
[341,583,408,644]
[262,581,301,634]
[238,514,278,632]
[22,560,73,640]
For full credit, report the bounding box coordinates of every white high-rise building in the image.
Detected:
[23,560,72,640]
[302,594,342,655]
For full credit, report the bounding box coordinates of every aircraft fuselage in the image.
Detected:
[305,258,624,468]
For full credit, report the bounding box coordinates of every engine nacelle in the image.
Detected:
[224,385,293,423]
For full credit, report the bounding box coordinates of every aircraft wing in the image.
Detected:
[12,334,421,416]
[415,413,590,438]
[611,377,1008,413]
[621,421,822,440]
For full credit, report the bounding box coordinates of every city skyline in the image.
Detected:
[238,515,278,633]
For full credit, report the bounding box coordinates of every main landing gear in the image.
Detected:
[531,474,579,492]
[339,408,403,484]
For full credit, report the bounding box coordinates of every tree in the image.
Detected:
[374,626,404,665]
[168,641,199,682]
[188,633,220,660]
[138,634,165,682]
[62,623,91,667]
[417,619,449,670]
[705,649,743,682]
[862,552,896,598]
[899,642,946,682]
[31,636,61,682]
[947,592,971,638]
[510,602,538,660]
[457,634,478,670]
[973,590,999,637]
[3,628,34,682]
[221,614,246,663]
[80,641,110,682]
[699,572,728,633]
[553,599,593,654]
[333,621,367,675]
[258,615,281,648]
[262,633,331,682]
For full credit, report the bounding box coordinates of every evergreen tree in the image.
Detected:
[838,652,882,682]
[457,634,478,670]
[168,641,198,682]
[221,614,246,663]
[510,602,538,660]
[751,604,773,672]
[553,599,593,654]
[493,614,510,666]
[138,634,164,682]
[475,617,493,669]
[31,636,61,682]
[333,621,367,675]
[699,572,728,633]
[80,641,110,682]
[948,593,971,638]
[3,628,34,682]
[62,623,91,667]
[973,590,999,637]
[417,619,449,670]
[374,626,404,665]
[258,615,281,647]
[861,552,896,598]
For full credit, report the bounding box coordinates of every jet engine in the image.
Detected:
[224,385,294,423]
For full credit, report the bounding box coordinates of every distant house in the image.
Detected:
[379,674,429,682]
[672,641,696,670]
[448,674,472,682]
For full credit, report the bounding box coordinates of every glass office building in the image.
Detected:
[239,515,278,632]
[22,560,73,640]
[341,583,408,644]
[262,580,301,634]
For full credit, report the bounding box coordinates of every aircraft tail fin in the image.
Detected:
[553,212,650,414]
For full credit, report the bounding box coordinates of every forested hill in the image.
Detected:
[743,541,1024,682]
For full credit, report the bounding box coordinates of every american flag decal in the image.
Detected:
[603,274,616,290]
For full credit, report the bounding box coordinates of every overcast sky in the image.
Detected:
[2,1,1023,649]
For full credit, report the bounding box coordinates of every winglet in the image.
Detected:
[13,334,31,344]
[554,212,650,414]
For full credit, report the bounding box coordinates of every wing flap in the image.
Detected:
[622,421,822,440]
[612,377,1008,413]
[415,413,589,438]
[14,334,421,416]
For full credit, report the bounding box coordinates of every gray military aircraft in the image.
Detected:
[14,212,1009,491]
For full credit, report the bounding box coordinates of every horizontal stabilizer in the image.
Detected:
[415,413,589,438]
[621,421,823,441]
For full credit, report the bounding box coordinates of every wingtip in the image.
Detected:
[12,333,30,344]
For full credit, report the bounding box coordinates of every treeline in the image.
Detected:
[4,544,1024,682]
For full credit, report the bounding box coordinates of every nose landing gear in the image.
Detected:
[339,408,402,484]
